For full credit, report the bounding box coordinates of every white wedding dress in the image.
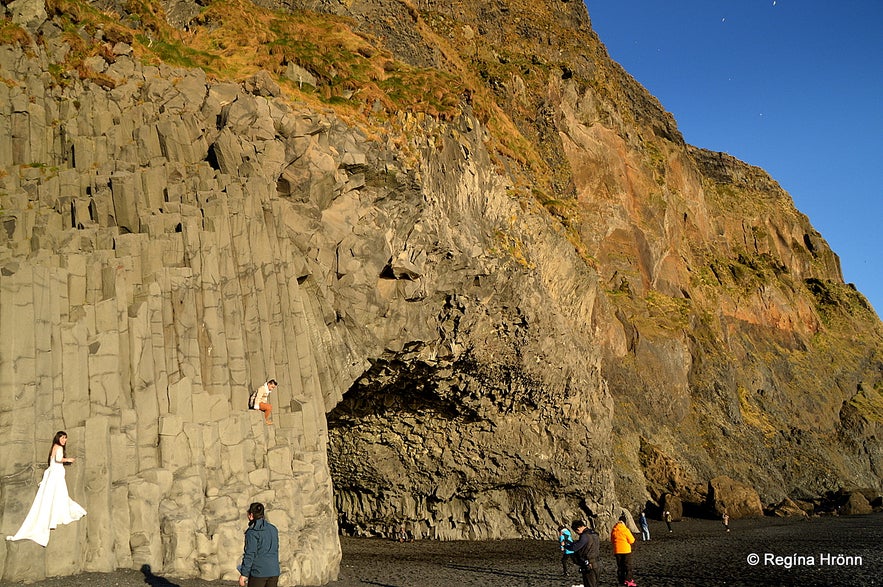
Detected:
[6,450,87,547]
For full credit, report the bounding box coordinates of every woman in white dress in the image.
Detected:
[6,431,87,547]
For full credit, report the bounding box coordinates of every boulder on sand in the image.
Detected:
[707,476,763,519]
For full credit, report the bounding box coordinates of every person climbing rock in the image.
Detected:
[250,379,277,424]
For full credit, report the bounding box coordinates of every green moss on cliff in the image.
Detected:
[0,18,31,47]
[644,291,691,331]
[27,0,574,251]
[849,387,883,423]
[35,0,467,120]
[738,385,788,437]
[805,278,876,323]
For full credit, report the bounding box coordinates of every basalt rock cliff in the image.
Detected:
[1,0,881,584]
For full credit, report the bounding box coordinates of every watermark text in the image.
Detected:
[746,553,863,569]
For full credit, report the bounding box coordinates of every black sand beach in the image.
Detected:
[3,514,880,587]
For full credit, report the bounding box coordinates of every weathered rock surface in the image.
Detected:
[0,33,376,583]
[707,476,764,519]
[839,492,873,516]
[295,0,883,529]
[660,494,683,522]
[768,497,810,518]
[0,0,881,584]
[2,1,612,580]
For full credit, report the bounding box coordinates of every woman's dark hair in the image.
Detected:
[248,502,265,520]
[48,431,67,465]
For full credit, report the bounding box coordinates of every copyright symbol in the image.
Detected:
[747,553,760,566]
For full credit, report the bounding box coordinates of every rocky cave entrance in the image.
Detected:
[326,355,485,538]
[324,345,594,542]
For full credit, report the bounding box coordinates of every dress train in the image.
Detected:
[6,458,87,547]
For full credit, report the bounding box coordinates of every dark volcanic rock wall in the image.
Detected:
[319,110,617,538]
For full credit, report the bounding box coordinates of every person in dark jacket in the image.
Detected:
[569,519,600,587]
[238,502,280,587]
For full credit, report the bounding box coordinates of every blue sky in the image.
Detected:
[586,1,883,316]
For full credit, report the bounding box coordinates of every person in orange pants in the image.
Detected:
[251,379,277,424]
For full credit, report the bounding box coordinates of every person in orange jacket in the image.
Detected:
[611,514,637,586]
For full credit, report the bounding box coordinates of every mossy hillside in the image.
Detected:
[12,0,576,233]
[848,386,883,424]
[18,0,466,118]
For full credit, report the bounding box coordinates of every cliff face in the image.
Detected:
[296,0,883,505]
[1,0,881,583]
[0,46,354,585]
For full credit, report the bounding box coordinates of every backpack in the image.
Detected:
[248,390,258,409]
[560,528,574,552]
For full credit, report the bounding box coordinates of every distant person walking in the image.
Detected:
[6,431,87,547]
[569,519,600,587]
[611,514,637,586]
[249,379,277,424]
[722,511,730,532]
[238,502,280,587]
[663,510,673,532]
[639,511,650,541]
[558,524,575,576]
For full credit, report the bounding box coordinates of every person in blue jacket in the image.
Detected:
[558,524,575,575]
[238,502,280,587]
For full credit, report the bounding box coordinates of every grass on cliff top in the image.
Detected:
[29,0,555,198]
[189,0,470,118]
[24,0,591,264]
[35,0,466,120]
[0,18,31,47]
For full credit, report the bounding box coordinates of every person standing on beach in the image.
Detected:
[6,431,87,547]
[397,524,414,542]
[663,510,672,532]
[569,519,600,587]
[557,525,575,576]
[639,511,650,541]
[611,514,637,586]
[722,511,730,532]
[238,502,280,587]
[250,379,277,425]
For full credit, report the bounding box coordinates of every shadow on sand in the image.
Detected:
[140,565,180,587]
